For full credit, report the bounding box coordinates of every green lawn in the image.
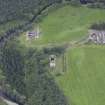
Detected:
[56,45,105,105]
[19,5,105,47]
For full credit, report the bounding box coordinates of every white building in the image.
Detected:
[49,55,56,68]
[88,29,105,44]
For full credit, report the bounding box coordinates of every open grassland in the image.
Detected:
[56,45,105,105]
[19,5,105,47]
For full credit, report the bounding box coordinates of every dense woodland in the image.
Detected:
[0,0,63,24]
[0,0,105,24]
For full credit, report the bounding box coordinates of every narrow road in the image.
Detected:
[1,97,18,105]
[0,97,19,105]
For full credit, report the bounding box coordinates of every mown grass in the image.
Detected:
[19,5,105,47]
[56,45,105,105]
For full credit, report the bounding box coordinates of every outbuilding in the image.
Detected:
[88,29,105,44]
[49,55,56,68]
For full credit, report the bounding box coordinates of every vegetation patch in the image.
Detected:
[56,45,105,105]
[90,22,105,30]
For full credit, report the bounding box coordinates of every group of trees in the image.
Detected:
[0,41,25,94]
[90,22,105,30]
[0,0,63,24]
[0,22,32,47]
[86,0,105,9]
[0,40,26,104]
[65,0,105,8]
[0,40,68,105]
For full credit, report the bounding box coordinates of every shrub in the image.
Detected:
[43,46,65,56]
[70,0,81,6]
[90,22,105,30]
[87,2,105,9]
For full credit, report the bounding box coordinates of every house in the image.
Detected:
[26,26,40,40]
[49,55,56,68]
[88,29,105,44]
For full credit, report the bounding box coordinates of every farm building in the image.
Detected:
[88,30,105,44]
[26,27,40,40]
[49,55,56,68]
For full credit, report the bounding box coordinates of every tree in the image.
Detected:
[0,40,25,94]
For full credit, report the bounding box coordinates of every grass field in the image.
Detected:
[56,45,105,105]
[19,5,105,47]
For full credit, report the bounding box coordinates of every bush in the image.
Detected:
[70,0,81,6]
[43,46,65,56]
[90,22,105,30]
[0,40,69,105]
[87,2,105,9]
[0,40,26,94]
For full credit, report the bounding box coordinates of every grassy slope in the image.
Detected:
[56,45,105,105]
[19,5,105,47]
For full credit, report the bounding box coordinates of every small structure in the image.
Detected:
[88,29,105,44]
[49,55,56,68]
[26,26,40,40]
